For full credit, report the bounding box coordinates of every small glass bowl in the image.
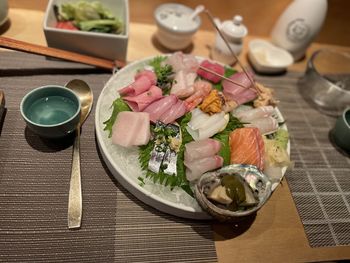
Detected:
[298,49,350,117]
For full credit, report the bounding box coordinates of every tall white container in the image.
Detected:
[270,0,328,61]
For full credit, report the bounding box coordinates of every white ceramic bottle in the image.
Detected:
[270,0,328,61]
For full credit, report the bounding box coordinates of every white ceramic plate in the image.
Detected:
[95,55,289,220]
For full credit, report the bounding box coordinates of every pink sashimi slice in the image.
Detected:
[112,112,150,147]
[123,85,163,112]
[229,127,264,170]
[135,70,157,86]
[184,138,221,162]
[119,75,152,97]
[170,70,196,99]
[165,52,199,73]
[143,94,178,123]
[159,100,187,124]
[222,71,258,105]
[185,155,224,182]
[197,60,225,84]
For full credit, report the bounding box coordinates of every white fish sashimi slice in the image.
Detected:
[185,155,224,182]
[245,116,278,135]
[234,106,275,122]
[184,138,221,162]
[112,112,150,147]
[187,108,210,130]
[187,111,228,141]
[198,114,228,140]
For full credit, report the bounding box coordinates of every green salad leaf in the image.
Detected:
[57,1,123,34]
[103,98,131,137]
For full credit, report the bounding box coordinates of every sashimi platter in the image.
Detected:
[95,52,291,221]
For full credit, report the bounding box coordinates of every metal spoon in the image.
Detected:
[65,79,93,229]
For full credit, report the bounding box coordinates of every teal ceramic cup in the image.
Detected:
[20,85,81,138]
[332,107,350,152]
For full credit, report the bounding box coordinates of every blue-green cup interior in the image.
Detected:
[20,85,81,138]
[332,107,350,152]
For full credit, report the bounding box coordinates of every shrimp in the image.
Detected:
[185,80,212,111]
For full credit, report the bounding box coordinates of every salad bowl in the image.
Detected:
[95,54,290,220]
[43,0,129,61]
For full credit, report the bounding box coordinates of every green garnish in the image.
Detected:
[138,113,194,196]
[103,98,131,137]
[148,56,174,94]
[213,115,243,165]
[57,1,123,34]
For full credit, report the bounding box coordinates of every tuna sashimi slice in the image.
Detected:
[197,60,225,84]
[112,112,150,147]
[143,94,178,123]
[184,138,221,162]
[159,100,186,124]
[222,72,257,105]
[119,75,153,97]
[123,85,163,112]
[229,127,265,170]
[185,155,224,182]
[135,70,157,85]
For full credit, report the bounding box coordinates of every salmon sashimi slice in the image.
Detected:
[229,127,265,170]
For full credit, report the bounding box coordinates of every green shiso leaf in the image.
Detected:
[213,115,243,165]
[138,113,194,196]
[148,56,174,95]
[103,98,131,138]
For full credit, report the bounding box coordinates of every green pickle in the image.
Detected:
[221,174,246,211]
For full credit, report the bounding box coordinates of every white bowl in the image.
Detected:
[248,39,293,74]
[154,3,201,50]
[43,0,129,61]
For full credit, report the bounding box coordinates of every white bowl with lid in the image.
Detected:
[154,3,201,50]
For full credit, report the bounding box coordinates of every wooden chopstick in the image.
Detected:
[0,36,126,71]
[199,65,258,93]
[204,10,262,96]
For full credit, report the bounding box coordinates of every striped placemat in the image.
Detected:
[254,73,350,248]
[0,52,217,262]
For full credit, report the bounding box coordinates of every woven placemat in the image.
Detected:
[0,52,217,263]
[255,73,350,248]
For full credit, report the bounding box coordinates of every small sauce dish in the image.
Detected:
[154,3,201,50]
[20,85,81,138]
[248,39,294,74]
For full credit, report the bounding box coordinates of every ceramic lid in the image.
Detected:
[221,15,248,39]
[154,3,201,33]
